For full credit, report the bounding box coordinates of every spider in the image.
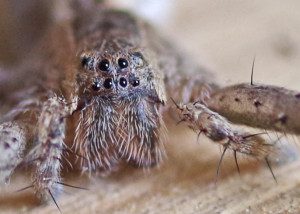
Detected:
[1,0,300,212]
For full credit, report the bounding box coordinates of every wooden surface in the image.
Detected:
[1,0,300,213]
[1,127,300,214]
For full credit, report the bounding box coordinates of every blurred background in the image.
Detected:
[112,0,300,90]
[1,1,300,213]
[1,0,300,89]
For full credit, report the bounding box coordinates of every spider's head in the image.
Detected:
[74,40,167,171]
[76,45,166,106]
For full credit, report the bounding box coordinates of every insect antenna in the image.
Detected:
[215,145,228,184]
[55,181,89,190]
[265,157,277,183]
[15,185,34,193]
[48,189,62,214]
[250,56,256,85]
[233,150,241,175]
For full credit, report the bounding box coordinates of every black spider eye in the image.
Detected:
[131,79,140,87]
[119,77,127,88]
[98,59,110,71]
[118,58,128,69]
[92,81,101,91]
[103,78,113,89]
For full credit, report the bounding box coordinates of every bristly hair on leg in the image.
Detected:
[15,185,34,193]
[250,56,256,86]
[197,131,203,144]
[55,181,89,190]
[215,144,228,184]
[172,100,279,180]
[265,157,277,183]
[21,96,67,202]
[170,97,183,110]
[48,189,62,214]
[233,150,240,175]
[242,132,268,139]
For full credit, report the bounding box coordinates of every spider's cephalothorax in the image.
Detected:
[73,10,167,173]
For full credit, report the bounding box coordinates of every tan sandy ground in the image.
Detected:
[1,0,300,213]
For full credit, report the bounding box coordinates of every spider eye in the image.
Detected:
[92,81,101,91]
[129,76,140,87]
[131,79,140,87]
[98,59,110,71]
[119,77,127,87]
[118,58,128,69]
[103,78,113,89]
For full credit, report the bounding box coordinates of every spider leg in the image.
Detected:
[0,95,40,184]
[0,95,71,203]
[207,83,300,135]
[168,74,300,183]
[0,122,28,183]
[23,96,69,201]
[171,99,279,181]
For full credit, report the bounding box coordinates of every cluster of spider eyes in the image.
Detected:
[98,58,128,71]
[92,77,140,91]
[83,57,140,91]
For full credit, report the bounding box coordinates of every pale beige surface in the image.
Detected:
[1,0,300,213]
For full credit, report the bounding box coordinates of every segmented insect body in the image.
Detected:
[1,1,300,207]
